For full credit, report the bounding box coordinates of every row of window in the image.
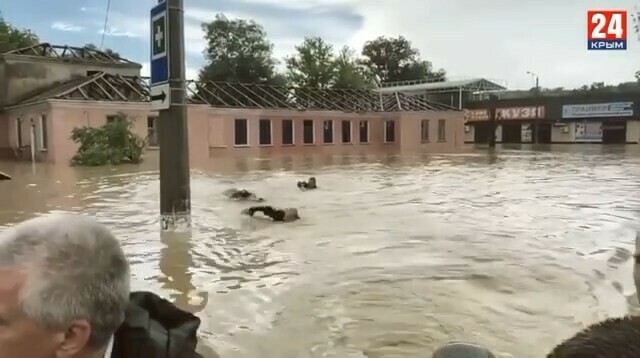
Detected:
[234,119,447,146]
[14,116,48,150]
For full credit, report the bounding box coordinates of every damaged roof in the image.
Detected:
[3,43,136,65]
[17,72,458,112]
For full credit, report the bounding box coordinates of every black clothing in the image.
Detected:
[245,205,285,221]
[230,189,252,199]
[297,181,316,190]
[111,291,207,358]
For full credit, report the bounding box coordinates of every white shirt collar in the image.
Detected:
[104,335,114,358]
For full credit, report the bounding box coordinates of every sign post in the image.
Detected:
[150,0,191,232]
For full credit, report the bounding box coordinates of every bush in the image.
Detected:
[70,113,145,166]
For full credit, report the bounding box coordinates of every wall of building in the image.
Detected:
[0,54,141,107]
[1,101,464,163]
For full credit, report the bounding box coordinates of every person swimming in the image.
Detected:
[297,177,317,190]
[223,188,264,202]
[241,206,299,222]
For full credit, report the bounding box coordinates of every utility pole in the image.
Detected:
[488,94,497,148]
[527,71,540,144]
[150,0,191,232]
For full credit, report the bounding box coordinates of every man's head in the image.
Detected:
[546,316,640,357]
[0,214,130,358]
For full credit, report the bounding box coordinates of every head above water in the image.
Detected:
[0,213,130,358]
[283,208,300,221]
[546,316,640,357]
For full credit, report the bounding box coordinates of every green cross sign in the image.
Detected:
[152,15,166,56]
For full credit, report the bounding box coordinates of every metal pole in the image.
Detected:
[458,87,462,110]
[158,0,191,232]
[534,76,540,144]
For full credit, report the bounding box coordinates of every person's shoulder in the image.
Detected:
[112,291,206,358]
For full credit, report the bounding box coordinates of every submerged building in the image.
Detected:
[0,43,465,164]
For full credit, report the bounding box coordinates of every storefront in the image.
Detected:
[560,102,634,144]
[464,105,547,143]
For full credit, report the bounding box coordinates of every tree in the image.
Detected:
[286,37,337,88]
[360,36,445,84]
[0,13,39,53]
[70,113,145,166]
[333,46,371,89]
[199,14,279,84]
[84,43,121,59]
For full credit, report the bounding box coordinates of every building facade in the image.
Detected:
[463,93,640,144]
[0,44,465,164]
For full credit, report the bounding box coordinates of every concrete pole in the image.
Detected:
[488,94,497,148]
[157,0,191,232]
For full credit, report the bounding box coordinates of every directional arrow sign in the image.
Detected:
[150,83,170,111]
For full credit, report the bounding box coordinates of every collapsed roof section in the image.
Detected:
[18,72,458,112]
[3,43,135,65]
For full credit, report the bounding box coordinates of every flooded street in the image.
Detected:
[1,145,640,357]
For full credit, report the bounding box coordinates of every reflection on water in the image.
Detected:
[1,144,640,357]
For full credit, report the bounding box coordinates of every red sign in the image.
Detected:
[587,10,627,50]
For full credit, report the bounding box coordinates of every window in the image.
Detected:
[421,119,430,142]
[303,120,314,144]
[234,119,248,146]
[384,120,395,143]
[39,114,48,150]
[16,118,23,148]
[323,120,334,144]
[282,119,294,145]
[359,120,369,143]
[259,119,272,145]
[437,119,446,141]
[341,120,351,143]
[147,116,158,147]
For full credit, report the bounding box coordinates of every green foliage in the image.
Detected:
[286,38,371,89]
[70,113,145,166]
[360,36,445,84]
[0,13,40,53]
[83,43,121,59]
[199,14,281,84]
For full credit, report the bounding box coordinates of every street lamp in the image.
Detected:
[526,71,540,144]
[526,71,540,92]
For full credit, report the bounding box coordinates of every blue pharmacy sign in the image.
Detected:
[150,1,169,85]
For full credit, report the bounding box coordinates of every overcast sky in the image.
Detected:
[2,0,638,89]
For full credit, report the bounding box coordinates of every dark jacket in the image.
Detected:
[111,291,205,358]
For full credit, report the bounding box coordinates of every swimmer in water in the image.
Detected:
[297,177,317,190]
[241,206,299,222]
[223,188,265,202]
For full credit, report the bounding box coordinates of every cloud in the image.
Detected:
[99,28,139,38]
[140,61,199,80]
[51,22,84,32]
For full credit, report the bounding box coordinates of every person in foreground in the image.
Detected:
[0,213,205,358]
[297,176,317,190]
[223,188,265,202]
[241,205,300,222]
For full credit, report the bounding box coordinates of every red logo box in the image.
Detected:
[587,10,627,50]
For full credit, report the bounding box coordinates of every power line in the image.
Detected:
[99,0,112,48]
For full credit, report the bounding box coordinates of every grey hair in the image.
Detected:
[0,214,130,348]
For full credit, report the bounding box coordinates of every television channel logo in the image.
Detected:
[587,10,627,50]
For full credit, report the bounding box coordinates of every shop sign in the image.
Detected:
[464,106,544,122]
[562,102,633,119]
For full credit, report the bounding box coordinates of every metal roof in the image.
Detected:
[378,78,507,94]
[2,43,136,65]
[17,72,459,112]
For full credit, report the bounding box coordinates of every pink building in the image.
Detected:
[0,44,465,164]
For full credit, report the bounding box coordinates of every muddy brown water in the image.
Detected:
[1,145,640,357]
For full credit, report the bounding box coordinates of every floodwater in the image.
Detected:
[1,145,640,357]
